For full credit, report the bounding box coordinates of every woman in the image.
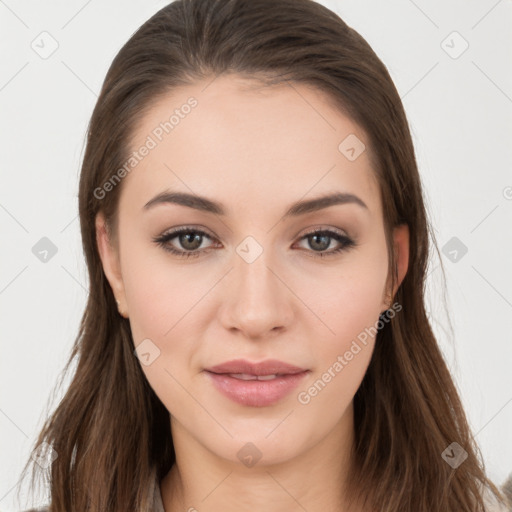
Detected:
[16,0,507,510]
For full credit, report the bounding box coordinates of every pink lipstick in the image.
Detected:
[204,359,309,407]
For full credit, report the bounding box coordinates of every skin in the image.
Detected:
[96,74,409,512]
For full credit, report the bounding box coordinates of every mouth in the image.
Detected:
[205,358,308,376]
[204,359,310,407]
[216,373,290,381]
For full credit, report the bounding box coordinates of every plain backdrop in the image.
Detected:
[1,0,511,510]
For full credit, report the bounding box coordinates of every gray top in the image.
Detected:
[151,469,166,512]
[20,474,510,511]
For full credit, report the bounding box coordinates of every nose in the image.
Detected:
[218,245,295,340]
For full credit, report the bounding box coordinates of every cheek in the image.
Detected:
[297,282,382,414]
[297,248,387,398]
[301,250,388,343]
[120,235,201,344]
[120,247,202,414]
[119,240,211,406]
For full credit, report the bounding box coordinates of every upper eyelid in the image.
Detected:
[158,225,349,240]
[159,226,215,241]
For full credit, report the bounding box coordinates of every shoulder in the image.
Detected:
[482,486,511,512]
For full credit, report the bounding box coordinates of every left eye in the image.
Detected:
[153,227,356,259]
[295,229,356,257]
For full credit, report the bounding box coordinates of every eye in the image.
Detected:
[293,228,356,258]
[153,226,356,259]
[153,226,217,259]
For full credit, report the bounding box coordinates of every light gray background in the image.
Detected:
[1,0,511,510]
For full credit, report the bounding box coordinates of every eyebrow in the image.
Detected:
[143,190,368,217]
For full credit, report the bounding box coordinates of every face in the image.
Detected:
[96,74,408,467]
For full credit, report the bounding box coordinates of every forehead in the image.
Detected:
[121,74,380,218]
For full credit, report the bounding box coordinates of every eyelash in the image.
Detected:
[152,226,356,260]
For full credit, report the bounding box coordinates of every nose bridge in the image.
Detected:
[234,233,282,301]
[220,232,293,336]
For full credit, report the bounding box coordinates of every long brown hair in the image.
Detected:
[16,0,506,510]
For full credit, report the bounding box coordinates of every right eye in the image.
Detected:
[152,226,218,258]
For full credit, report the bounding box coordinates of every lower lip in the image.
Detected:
[205,370,309,407]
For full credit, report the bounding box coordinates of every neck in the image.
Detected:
[161,404,363,512]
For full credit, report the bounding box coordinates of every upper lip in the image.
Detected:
[205,359,308,376]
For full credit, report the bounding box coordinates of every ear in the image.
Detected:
[95,212,128,317]
[382,223,409,310]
